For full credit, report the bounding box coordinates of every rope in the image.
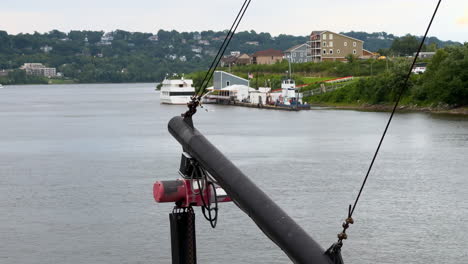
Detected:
[195,166,219,228]
[332,0,442,249]
[183,0,251,118]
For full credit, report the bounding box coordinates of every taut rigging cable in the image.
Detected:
[184,0,251,118]
[328,0,443,254]
[176,0,443,261]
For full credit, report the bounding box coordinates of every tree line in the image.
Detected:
[0,29,461,84]
[305,44,468,107]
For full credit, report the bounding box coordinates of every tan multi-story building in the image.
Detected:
[20,63,57,78]
[308,31,364,62]
[252,49,284,65]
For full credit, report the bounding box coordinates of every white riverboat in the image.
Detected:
[159,78,195,105]
[0,84,4,89]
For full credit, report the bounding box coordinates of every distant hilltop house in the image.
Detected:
[252,49,284,65]
[20,63,56,78]
[245,41,259,46]
[198,40,210,46]
[98,33,113,46]
[230,51,241,56]
[308,30,365,62]
[284,43,312,63]
[166,54,177,60]
[193,33,202,40]
[40,45,53,53]
[191,47,203,53]
[148,35,159,42]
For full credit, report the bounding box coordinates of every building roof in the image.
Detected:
[253,49,284,57]
[285,43,310,53]
[310,31,325,36]
[310,30,364,43]
[221,55,239,64]
[215,71,249,82]
[413,52,436,55]
[363,49,377,56]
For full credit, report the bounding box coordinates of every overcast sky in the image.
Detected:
[1,0,467,42]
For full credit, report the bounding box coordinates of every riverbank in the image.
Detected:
[311,103,468,116]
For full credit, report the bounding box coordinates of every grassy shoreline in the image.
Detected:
[310,102,468,116]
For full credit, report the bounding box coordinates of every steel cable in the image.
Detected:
[333,0,443,248]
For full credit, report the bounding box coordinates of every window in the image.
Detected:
[323,34,327,40]
[353,42,357,47]
[293,53,296,57]
[344,42,348,47]
[323,42,327,47]
[299,59,302,62]
[337,49,341,54]
[353,49,357,54]
[329,49,333,54]
[300,52,303,57]
[226,81,230,86]
[169,91,195,96]
[329,41,333,47]
[329,34,333,40]
[323,49,327,54]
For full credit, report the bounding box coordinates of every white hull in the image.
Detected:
[159,78,195,105]
[160,96,192,105]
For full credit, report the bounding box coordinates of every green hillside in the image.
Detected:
[0,29,462,84]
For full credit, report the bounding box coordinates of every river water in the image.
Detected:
[0,83,467,264]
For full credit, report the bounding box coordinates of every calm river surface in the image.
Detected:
[0,83,467,264]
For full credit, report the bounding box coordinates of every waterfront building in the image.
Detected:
[285,43,312,63]
[0,69,10,77]
[308,30,364,62]
[413,51,436,59]
[20,63,56,78]
[213,71,249,90]
[412,62,428,74]
[252,49,284,65]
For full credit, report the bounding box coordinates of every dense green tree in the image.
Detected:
[0,29,462,86]
[391,34,421,56]
[48,30,67,39]
[416,44,468,106]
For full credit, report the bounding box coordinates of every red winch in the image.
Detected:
[153,178,231,207]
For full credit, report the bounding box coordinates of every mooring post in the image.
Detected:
[169,207,197,264]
